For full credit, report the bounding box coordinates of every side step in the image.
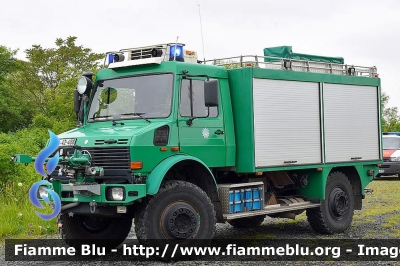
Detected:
[224,202,320,221]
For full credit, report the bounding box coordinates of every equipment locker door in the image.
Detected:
[323,83,380,162]
[252,78,322,167]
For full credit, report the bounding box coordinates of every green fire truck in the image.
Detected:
[13,44,382,248]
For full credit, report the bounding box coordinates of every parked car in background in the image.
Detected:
[378,132,400,179]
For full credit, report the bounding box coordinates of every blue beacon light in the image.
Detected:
[108,54,114,64]
[170,45,184,61]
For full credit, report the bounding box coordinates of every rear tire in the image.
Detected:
[58,214,132,249]
[228,215,266,228]
[135,180,216,247]
[306,171,355,234]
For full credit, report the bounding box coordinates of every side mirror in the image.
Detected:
[204,80,219,107]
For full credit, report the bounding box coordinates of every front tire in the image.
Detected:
[134,180,216,246]
[59,214,132,249]
[306,171,355,234]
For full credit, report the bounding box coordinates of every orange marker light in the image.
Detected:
[170,147,180,151]
[317,168,323,171]
[377,164,381,167]
[256,172,263,176]
[160,147,167,151]
[130,161,142,170]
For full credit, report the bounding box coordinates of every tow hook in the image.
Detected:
[89,200,97,213]
[364,189,373,195]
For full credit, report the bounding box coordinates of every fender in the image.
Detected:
[146,155,218,195]
[299,164,373,200]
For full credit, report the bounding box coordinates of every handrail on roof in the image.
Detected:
[203,55,378,78]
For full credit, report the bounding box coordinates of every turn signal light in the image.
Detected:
[170,147,180,151]
[130,161,142,170]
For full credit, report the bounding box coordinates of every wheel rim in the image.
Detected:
[78,216,114,234]
[160,201,200,239]
[328,187,349,219]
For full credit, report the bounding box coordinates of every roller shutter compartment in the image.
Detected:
[253,78,322,167]
[323,84,380,163]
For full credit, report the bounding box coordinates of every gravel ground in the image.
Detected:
[2,212,400,266]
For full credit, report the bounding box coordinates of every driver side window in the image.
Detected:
[180,79,218,117]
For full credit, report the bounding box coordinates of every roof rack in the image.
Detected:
[203,55,378,78]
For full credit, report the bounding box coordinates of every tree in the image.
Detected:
[0,46,17,81]
[381,92,400,132]
[8,36,104,133]
[0,46,33,132]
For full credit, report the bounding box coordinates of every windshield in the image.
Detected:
[382,137,400,150]
[88,73,173,121]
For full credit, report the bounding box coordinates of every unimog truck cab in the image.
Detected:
[13,43,382,249]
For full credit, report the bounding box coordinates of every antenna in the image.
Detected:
[198,4,206,63]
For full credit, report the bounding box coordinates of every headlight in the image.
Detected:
[107,187,125,201]
[37,186,49,199]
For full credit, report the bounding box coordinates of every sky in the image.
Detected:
[1,0,399,108]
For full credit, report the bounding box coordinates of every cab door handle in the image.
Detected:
[214,130,224,135]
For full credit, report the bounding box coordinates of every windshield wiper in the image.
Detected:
[120,113,151,123]
[90,115,112,121]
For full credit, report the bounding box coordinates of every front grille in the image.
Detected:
[84,147,130,171]
[94,139,129,145]
[383,159,390,162]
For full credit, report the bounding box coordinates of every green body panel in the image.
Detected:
[146,154,217,195]
[227,68,255,172]
[228,67,381,173]
[298,168,329,199]
[45,58,380,205]
[263,46,344,64]
[252,68,380,86]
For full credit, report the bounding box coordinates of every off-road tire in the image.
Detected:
[134,180,216,247]
[306,171,355,234]
[58,213,132,249]
[227,215,266,228]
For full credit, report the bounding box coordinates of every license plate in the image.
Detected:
[59,138,76,146]
[379,169,385,174]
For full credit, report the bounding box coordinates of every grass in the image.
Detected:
[355,175,400,218]
[0,182,58,244]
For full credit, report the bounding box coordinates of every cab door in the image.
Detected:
[178,78,226,167]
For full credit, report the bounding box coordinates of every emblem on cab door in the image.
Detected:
[202,128,210,139]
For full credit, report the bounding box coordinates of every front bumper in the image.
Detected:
[52,180,146,205]
[379,161,400,175]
